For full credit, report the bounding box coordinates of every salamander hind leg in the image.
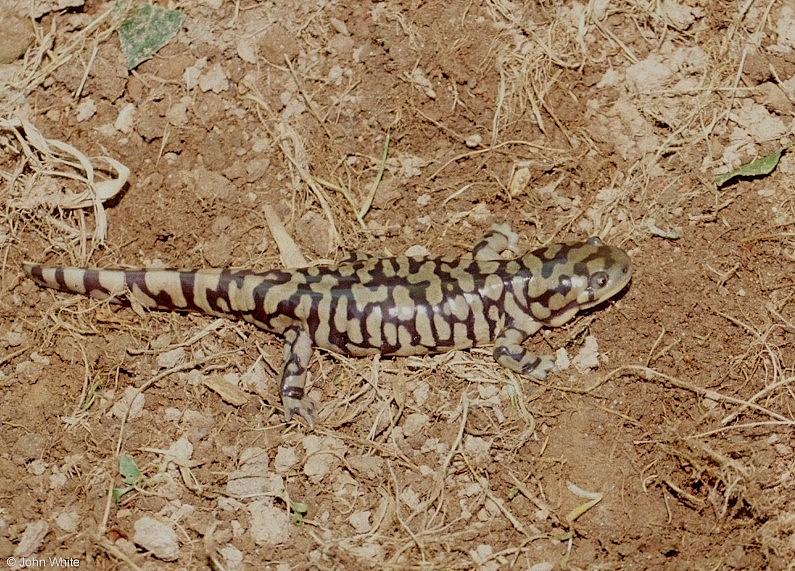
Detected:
[473,223,520,261]
[280,326,317,428]
[493,324,555,380]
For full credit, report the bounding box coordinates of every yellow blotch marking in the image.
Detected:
[334,295,349,333]
[527,273,555,300]
[263,282,299,315]
[483,274,503,300]
[192,271,223,313]
[452,322,468,345]
[98,270,125,294]
[348,318,364,344]
[452,270,475,293]
[351,283,388,310]
[269,314,295,334]
[337,265,356,277]
[472,310,490,341]
[314,294,332,345]
[424,275,444,306]
[543,244,563,260]
[63,269,87,294]
[380,259,396,278]
[397,324,412,348]
[414,309,434,346]
[568,244,597,264]
[547,292,570,312]
[484,261,500,273]
[504,261,520,274]
[383,321,398,346]
[149,271,188,308]
[41,267,58,288]
[394,257,410,277]
[433,313,451,341]
[502,293,525,322]
[231,275,260,312]
[130,283,157,308]
[294,295,313,322]
[390,285,415,321]
[449,295,470,321]
[366,306,383,347]
[530,302,551,320]
[355,267,373,282]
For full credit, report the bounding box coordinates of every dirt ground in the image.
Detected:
[1,0,794,569]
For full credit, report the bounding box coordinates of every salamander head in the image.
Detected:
[523,236,633,326]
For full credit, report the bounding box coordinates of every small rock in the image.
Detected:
[55,510,79,533]
[133,517,179,561]
[248,500,291,545]
[198,62,229,93]
[14,433,47,460]
[157,347,184,369]
[349,511,371,534]
[0,14,34,64]
[211,215,233,235]
[464,435,492,466]
[75,98,96,122]
[403,413,428,437]
[114,103,136,134]
[186,167,234,201]
[274,446,298,473]
[509,166,531,197]
[110,387,145,420]
[329,17,350,35]
[4,330,26,347]
[218,544,244,571]
[166,98,190,126]
[259,24,300,64]
[203,235,233,267]
[465,134,482,148]
[572,335,600,372]
[303,435,345,479]
[404,244,430,257]
[297,211,333,256]
[13,521,49,557]
[184,57,206,90]
[469,203,492,223]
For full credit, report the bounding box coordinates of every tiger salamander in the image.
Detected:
[23,224,632,427]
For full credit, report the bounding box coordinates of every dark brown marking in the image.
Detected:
[54,267,67,289]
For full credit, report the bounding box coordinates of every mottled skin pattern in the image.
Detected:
[23,224,632,427]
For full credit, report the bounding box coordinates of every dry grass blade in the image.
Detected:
[263,207,308,268]
[276,123,340,248]
[358,130,390,220]
[1,116,128,254]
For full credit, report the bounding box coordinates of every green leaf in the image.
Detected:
[714,149,784,188]
[118,3,186,70]
[118,454,141,485]
[291,501,309,525]
[112,486,132,502]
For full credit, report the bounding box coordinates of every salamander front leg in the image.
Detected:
[473,223,520,261]
[493,324,555,380]
[280,326,317,428]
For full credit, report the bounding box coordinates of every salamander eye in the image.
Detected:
[590,271,609,289]
[586,236,603,246]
